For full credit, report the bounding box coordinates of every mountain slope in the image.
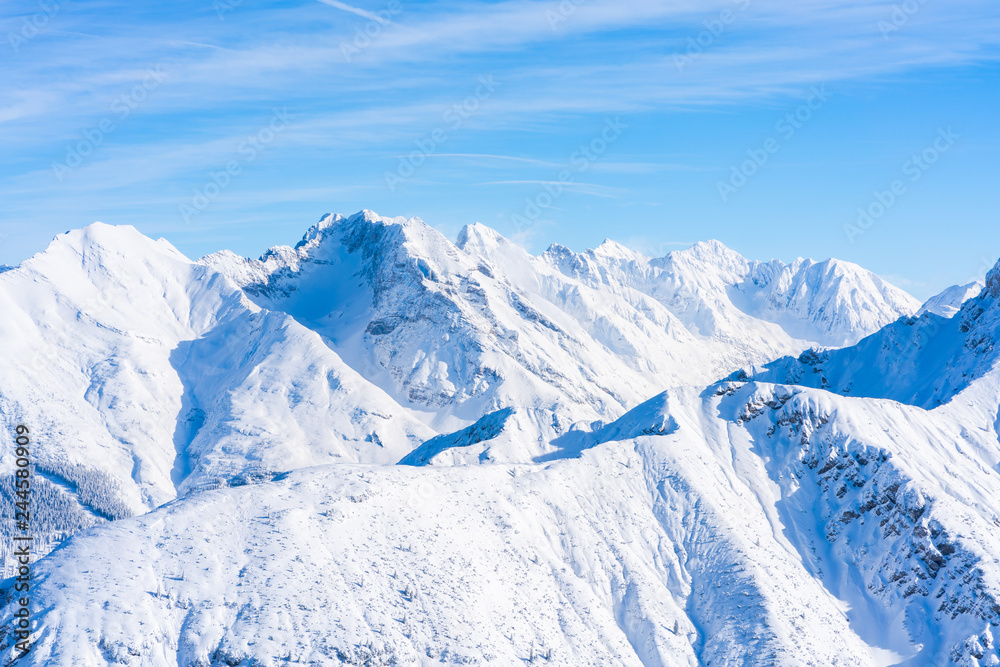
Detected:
[744,260,1000,409]
[0,223,432,571]
[919,281,984,318]
[0,213,925,567]
[205,211,918,462]
[3,213,988,667]
[7,379,999,666]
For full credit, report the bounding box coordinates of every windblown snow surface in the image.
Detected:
[1,211,997,666]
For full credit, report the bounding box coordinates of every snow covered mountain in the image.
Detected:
[203,210,918,462]
[743,262,1000,409]
[920,282,985,318]
[0,223,433,569]
[1,211,996,666]
[9,379,1000,665]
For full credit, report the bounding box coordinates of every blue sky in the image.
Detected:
[2,0,999,299]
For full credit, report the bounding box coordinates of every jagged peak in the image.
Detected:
[661,239,749,279]
[201,248,243,262]
[752,254,913,294]
[689,239,736,254]
[259,244,300,265]
[986,258,1000,298]
[456,222,507,250]
[342,209,428,233]
[812,257,891,282]
[796,257,869,285]
[262,210,472,288]
[674,239,746,265]
[325,209,398,226]
[310,212,345,235]
[918,280,984,318]
[544,242,573,256]
[293,210,434,253]
[592,239,642,261]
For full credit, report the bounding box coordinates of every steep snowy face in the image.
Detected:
[919,281,984,318]
[736,257,921,345]
[0,223,432,569]
[542,239,920,349]
[0,216,995,666]
[206,211,644,443]
[0,225,236,509]
[10,381,999,666]
[206,213,919,462]
[987,260,1000,299]
[0,224,225,566]
[745,258,1000,409]
[168,308,434,493]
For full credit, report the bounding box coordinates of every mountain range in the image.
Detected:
[0,211,997,666]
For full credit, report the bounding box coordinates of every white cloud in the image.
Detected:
[315,0,389,23]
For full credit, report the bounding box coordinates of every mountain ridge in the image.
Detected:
[1,212,996,666]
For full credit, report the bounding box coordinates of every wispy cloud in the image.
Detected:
[315,0,388,23]
[391,153,561,167]
[1,0,999,281]
[588,161,712,174]
[477,181,620,198]
[5,0,999,135]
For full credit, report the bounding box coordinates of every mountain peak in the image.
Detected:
[918,281,985,318]
[61,221,137,243]
[43,223,185,265]
[544,242,572,255]
[667,240,750,272]
[294,210,430,254]
[663,239,749,280]
[684,239,740,259]
[456,222,507,251]
[986,258,1000,298]
[8,214,1000,667]
[592,239,640,260]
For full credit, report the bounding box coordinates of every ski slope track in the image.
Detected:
[0,211,996,666]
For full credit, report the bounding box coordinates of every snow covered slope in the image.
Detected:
[0,213,923,561]
[7,380,999,666]
[3,213,990,667]
[0,224,432,571]
[204,211,917,461]
[919,282,984,318]
[0,213,926,471]
[539,238,919,349]
[744,260,1000,409]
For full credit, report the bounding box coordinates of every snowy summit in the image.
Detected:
[0,211,997,666]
